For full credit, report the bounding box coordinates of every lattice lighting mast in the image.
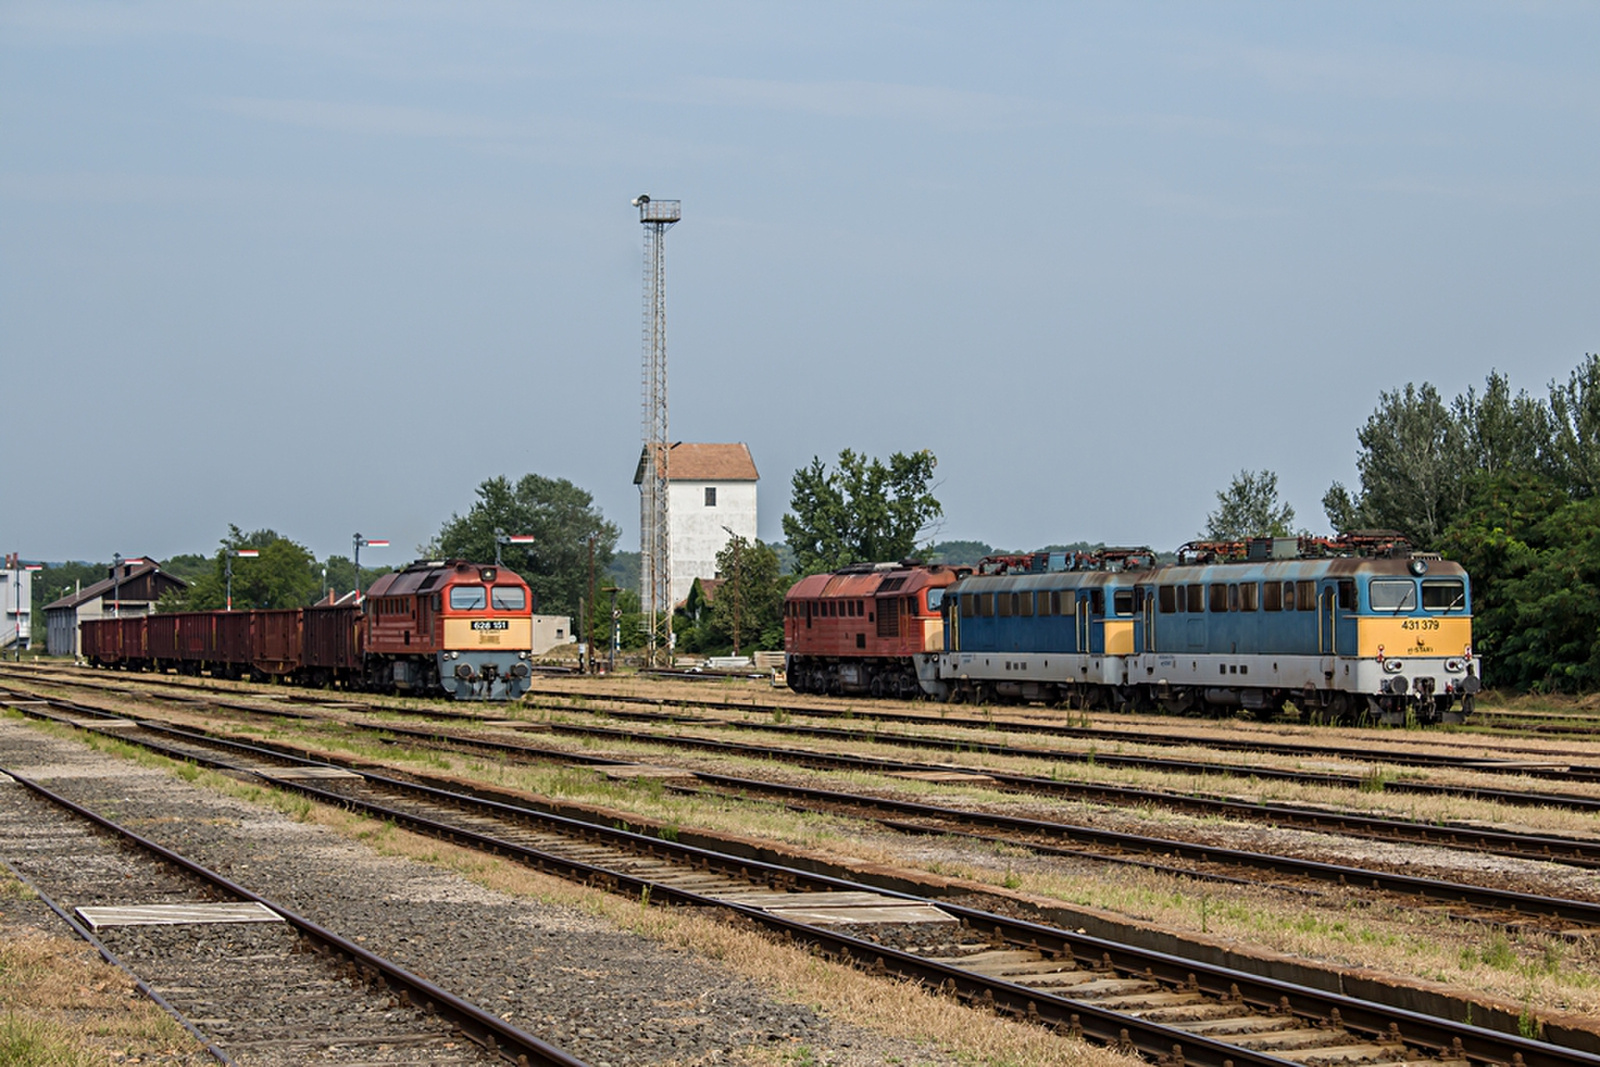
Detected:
[634,194,680,666]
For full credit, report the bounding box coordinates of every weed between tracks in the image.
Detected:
[0,872,206,1065]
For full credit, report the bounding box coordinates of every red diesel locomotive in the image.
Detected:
[80,559,536,701]
[783,561,969,697]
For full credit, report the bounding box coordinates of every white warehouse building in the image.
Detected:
[635,442,758,607]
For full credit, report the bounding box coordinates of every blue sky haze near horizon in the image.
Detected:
[2,2,1596,566]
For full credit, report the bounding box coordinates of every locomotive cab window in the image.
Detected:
[1091,589,1105,615]
[1369,579,1418,613]
[1338,579,1356,611]
[1422,579,1465,613]
[491,586,526,611]
[926,589,944,614]
[1113,590,1134,617]
[449,586,487,611]
[1158,586,1177,613]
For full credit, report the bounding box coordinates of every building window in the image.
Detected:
[705,487,717,507]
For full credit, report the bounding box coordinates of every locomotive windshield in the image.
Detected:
[926,588,944,613]
[1368,579,1417,613]
[491,586,526,611]
[1421,579,1466,613]
[449,586,488,610]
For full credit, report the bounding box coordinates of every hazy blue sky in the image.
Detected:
[3,2,1596,565]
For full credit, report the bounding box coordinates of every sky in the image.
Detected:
[3,2,1597,566]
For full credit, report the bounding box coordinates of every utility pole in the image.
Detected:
[587,533,597,675]
[602,586,621,673]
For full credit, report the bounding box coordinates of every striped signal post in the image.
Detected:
[224,548,260,611]
[492,528,534,567]
[108,554,146,619]
[353,534,389,602]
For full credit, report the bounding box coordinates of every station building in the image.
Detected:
[1,562,31,653]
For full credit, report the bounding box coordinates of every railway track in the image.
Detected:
[9,679,1600,915]
[8,693,1600,1067]
[12,661,1598,787]
[0,764,587,1067]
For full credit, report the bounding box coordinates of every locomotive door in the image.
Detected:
[1142,586,1155,652]
[1075,594,1090,653]
[1319,587,1336,656]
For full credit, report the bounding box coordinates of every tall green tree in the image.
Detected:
[707,536,786,653]
[1454,369,1552,479]
[782,449,942,575]
[431,474,619,618]
[1548,353,1600,498]
[1440,472,1600,692]
[175,526,321,611]
[1203,469,1295,540]
[1351,383,1467,546]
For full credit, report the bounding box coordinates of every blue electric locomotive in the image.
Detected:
[917,533,1478,725]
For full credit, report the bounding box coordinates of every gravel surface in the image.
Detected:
[0,718,968,1067]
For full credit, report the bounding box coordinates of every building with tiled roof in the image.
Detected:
[43,558,188,657]
[634,442,759,607]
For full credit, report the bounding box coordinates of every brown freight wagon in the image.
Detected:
[302,605,363,687]
[79,618,116,665]
[215,612,253,678]
[253,609,302,677]
[146,614,182,667]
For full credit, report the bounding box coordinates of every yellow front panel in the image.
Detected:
[921,619,943,652]
[1357,617,1472,658]
[1103,620,1134,656]
[444,617,532,650]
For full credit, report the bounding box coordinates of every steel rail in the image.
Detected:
[0,766,591,1067]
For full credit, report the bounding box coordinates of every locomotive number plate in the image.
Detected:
[471,620,510,631]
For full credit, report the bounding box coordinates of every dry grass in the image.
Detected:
[0,874,206,1065]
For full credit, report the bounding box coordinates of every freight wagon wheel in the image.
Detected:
[869,676,885,698]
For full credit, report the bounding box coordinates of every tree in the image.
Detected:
[431,474,619,618]
[1453,369,1551,480]
[1548,353,1600,498]
[782,449,942,575]
[1440,472,1600,692]
[707,536,786,653]
[1340,383,1468,547]
[1203,470,1295,540]
[175,526,321,611]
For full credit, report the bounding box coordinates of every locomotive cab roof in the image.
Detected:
[365,559,527,599]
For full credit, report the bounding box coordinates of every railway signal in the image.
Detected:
[352,534,388,602]
[492,528,534,567]
[224,548,259,612]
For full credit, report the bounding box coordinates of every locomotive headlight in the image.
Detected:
[511,663,530,678]
[517,650,528,659]
[1382,658,1404,673]
[1408,558,1428,576]
[1444,659,1465,673]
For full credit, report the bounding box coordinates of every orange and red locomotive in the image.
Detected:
[783,561,968,697]
[79,559,536,701]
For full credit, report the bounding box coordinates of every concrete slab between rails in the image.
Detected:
[76,902,282,929]
[886,770,997,784]
[589,763,696,780]
[1458,759,1570,771]
[250,766,364,781]
[67,718,140,729]
[714,889,956,926]
[0,700,49,707]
